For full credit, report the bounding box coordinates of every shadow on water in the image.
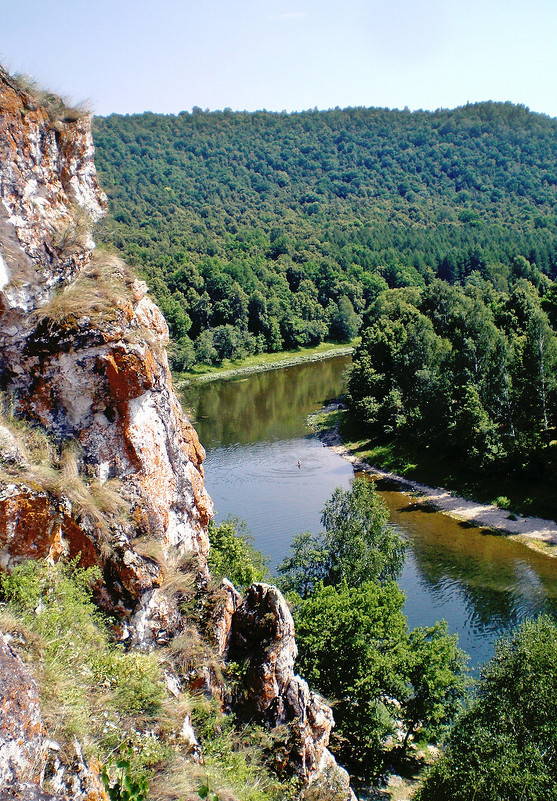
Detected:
[378,487,557,665]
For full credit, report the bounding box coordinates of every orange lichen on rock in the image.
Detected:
[0,631,43,786]
[0,487,97,570]
[103,347,159,404]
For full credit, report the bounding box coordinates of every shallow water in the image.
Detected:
[380,485,557,664]
[182,356,557,666]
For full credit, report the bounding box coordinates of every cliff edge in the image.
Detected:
[0,68,355,801]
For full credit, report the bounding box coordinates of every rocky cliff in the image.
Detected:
[0,68,354,801]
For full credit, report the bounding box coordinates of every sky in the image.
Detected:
[2,0,557,119]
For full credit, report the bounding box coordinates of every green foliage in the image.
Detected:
[177,698,298,801]
[277,477,406,597]
[1,558,104,647]
[347,279,557,471]
[92,103,557,368]
[293,581,468,777]
[293,579,408,772]
[1,559,297,801]
[196,781,219,800]
[280,482,467,779]
[416,615,557,801]
[102,757,149,801]
[0,559,164,764]
[400,621,469,751]
[208,517,268,588]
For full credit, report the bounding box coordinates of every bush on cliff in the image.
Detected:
[0,558,298,801]
[208,517,268,588]
[0,559,165,753]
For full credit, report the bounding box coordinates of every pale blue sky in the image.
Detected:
[2,0,556,118]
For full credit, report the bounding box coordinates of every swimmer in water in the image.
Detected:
[297,460,302,469]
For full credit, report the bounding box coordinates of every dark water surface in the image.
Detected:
[181,356,557,667]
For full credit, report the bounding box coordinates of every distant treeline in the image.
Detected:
[92,102,557,368]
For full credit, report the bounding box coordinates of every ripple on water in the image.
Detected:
[204,437,354,570]
[191,355,557,669]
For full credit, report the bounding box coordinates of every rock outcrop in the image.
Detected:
[0,632,43,787]
[227,584,355,800]
[0,67,212,633]
[0,67,355,800]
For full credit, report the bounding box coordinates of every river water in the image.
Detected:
[181,356,557,667]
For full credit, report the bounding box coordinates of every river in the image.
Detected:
[181,355,557,667]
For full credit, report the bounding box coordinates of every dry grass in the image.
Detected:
[156,695,197,741]
[0,398,55,467]
[148,757,215,801]
[132,537,166,566]
[33,253,136,328]
[12,72,89,123]
[0,402,129,544]
[51,206,92,256]
[159,563,197,598]
[167,628,212,676]
[0,610,44,658]
[58,444,128,525]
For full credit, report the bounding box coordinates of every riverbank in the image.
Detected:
[313,405,557,556]
[175,343,355,385]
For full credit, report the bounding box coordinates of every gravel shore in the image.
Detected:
[317,413,557,555]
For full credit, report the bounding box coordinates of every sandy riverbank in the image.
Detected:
[317,415,557,555]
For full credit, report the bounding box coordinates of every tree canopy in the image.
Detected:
[347,278,557,473]
[208,517,268,588]
[277,476,406,597]
[92,103,557,367]
[416,615,557,801]
[279,480,468,778]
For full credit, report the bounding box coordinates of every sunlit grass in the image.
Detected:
[175,340,357,384]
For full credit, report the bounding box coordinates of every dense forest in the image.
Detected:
[90,104,557,796]
[92,102,557,368]
[347,278,557,470]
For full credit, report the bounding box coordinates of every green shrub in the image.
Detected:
[208,517,268,588]
[102,757,149,801]
[0,560,164,763]
[493,495,512,509]
[0,558,299,801]
[416,616,557,801]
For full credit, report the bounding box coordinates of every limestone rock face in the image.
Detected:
[0,67,355,800]
[229,584,355,797]
[0,632,43,787]
[0,785,69,801]
[0,67,105,344]
[0,68,212,632]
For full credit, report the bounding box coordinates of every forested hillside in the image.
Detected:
[92,103,557,368]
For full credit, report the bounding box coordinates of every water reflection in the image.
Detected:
[379,485,557,664]
[180,356,351,448]
[184,355,557,667]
